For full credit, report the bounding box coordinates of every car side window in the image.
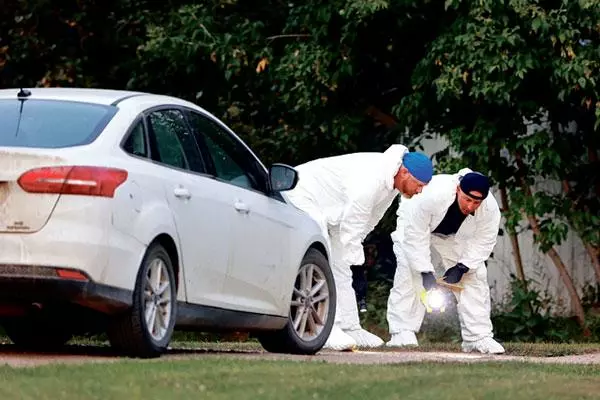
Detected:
[187,112,267,192]
[123,121,148,158]
[147,109,205,173]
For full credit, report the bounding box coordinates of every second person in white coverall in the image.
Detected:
[386,168,505,354]
[285,144,434,350]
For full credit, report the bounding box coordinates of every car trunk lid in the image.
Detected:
[0,150,66,233]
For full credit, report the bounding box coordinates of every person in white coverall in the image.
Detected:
[285,144,434,350]
[386,168,505,354]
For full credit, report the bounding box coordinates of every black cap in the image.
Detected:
[459,172,490,200]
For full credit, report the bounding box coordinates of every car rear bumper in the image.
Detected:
[0,265,132,315]
[0,226,146,292]
[0,194,148,292]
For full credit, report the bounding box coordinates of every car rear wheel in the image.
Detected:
[107,243,177,358]
[257,248,335,354]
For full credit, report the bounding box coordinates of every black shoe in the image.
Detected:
[358,299,367,313]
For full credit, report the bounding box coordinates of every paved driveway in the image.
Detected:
[1,344,599,368]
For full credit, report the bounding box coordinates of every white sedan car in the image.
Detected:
[0,87,335,358]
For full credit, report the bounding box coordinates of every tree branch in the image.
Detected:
[365,105,398,128]
[266,34,311,41]
[500,186,527,284]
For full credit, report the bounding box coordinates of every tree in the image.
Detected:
[127,0,450,166]
[0,0,193,89]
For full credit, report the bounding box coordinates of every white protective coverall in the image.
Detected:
[386,169,503,353]
[285,144,409,349]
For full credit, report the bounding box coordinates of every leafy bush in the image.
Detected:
[491,275,599,343]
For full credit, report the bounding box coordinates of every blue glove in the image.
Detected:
[443,263,469,284]
[421,272,437,290]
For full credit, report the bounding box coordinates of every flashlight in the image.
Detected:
[420,288,447,313]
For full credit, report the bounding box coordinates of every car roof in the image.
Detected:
[0,87,163,106]
[0,87,260,154]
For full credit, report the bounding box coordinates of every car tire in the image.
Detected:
[107,243,177,358]
[257,248,335,355]
[2,313,73,351]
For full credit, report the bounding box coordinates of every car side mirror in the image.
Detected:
[269,163,298,192]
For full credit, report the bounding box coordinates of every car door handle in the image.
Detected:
[173,187,191,199]
[234,201,250,214]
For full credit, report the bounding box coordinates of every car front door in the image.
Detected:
[144,108,234,308]
[186,111,295,315]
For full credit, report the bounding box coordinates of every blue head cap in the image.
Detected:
[402,152,434,183]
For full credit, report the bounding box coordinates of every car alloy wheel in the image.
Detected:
[107,243,177,358]
[256,248,335,355]
[290,262,330,341]
[143,257,173,342]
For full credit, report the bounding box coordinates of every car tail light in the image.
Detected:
[18,166,128,198]
[56,268,89,281]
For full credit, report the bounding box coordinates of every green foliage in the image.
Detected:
[127,0,398,165]
[0,0,164,88]
[396,0,600,254]
[582,283,600,311]
[491,275,597,342]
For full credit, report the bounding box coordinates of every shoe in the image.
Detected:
[461,337,505,354]
[386,330,419,347]
[358,299,367,313]
[344,328,384,348]
[322,326,357,351]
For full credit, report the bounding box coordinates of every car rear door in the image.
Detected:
[140,108,235,308]
[185,111,294,315]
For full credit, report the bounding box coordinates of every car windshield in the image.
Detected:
[0,99,117,149]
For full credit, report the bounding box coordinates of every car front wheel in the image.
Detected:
[257,248,335,354]
[107,243,177,358]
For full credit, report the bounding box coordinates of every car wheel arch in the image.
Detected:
[307,241,329,261]
[148,233,180,291]
[284,242,329,296]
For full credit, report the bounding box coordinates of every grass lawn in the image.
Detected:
[5,333,600,357]
[0,358,599,400]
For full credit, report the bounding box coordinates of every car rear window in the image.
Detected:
[0,99,117,148]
